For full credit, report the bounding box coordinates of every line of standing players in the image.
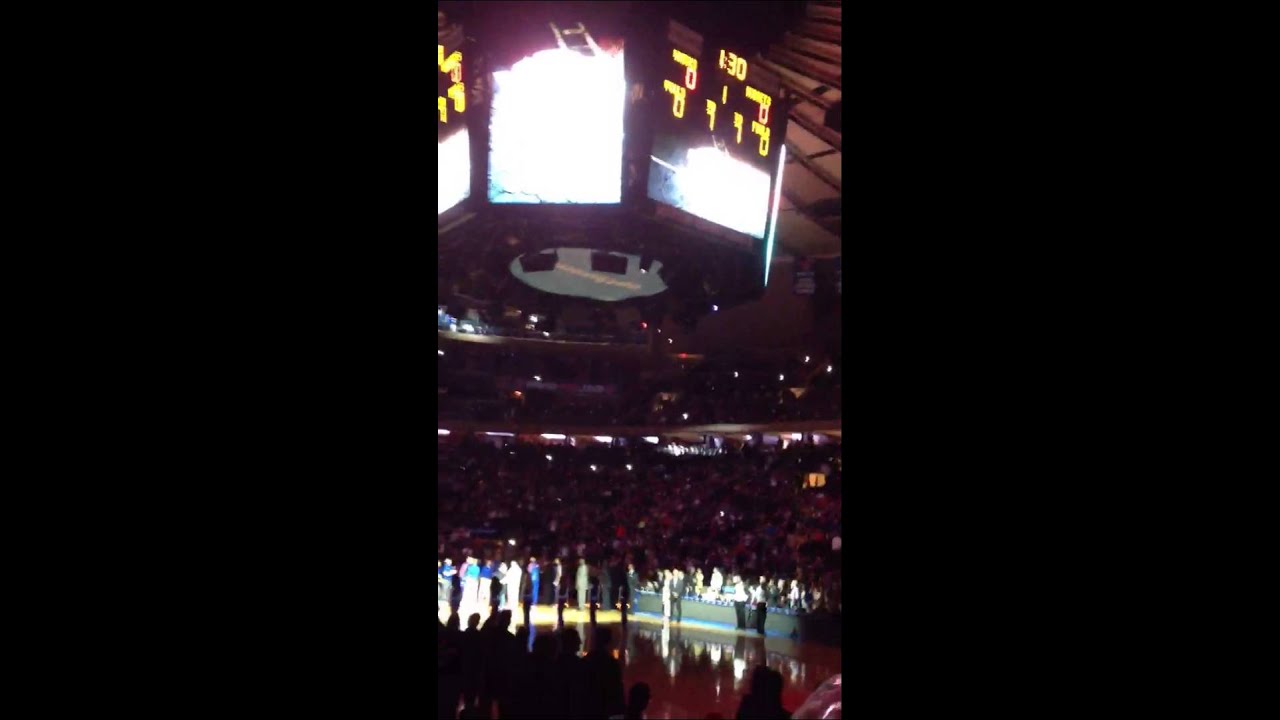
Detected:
[438,556,637,627]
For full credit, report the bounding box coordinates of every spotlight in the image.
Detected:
[590,464,598,472]
[438,350,445,356]
[827,365,833,373]
[545,454,553,461]
[733,371,739,378]
[779,374,785,381]
[534,375,542,382]
[682,413,689,420]
[508,538,517,546]
[804,355,810,363]
[712,304,719,312]
[626,464,633,471]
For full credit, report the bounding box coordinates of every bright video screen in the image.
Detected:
[438,27,470,215]
[646,22,786,240]
[487,21,625,204]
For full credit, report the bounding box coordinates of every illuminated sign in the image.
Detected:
[647,21,788,240]
[488,20,626,204]
[438,45,465,124]
[438,25,470,216]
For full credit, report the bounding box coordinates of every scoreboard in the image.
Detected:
[438,18,470,216]
[438,8,792,289]
[646,20,788,242]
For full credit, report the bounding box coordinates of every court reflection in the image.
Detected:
[616,620,840,719]
[438,605,840,719]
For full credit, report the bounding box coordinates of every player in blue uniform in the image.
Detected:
[527,557,541,606]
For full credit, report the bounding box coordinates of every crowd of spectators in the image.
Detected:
[436,437,842,617]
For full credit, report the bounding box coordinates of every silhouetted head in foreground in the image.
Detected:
[560,627,582,656]
[446,614,460,632]
[532,634,557,661]
[625,682,651,719]
[593,626,612,652]
[466,613,480,630]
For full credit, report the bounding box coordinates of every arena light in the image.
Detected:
[590,464,598,472]
[643,436,659,444]
[438,349,444,356]
[593,436,613,443]
[744,434,752,441]
[541,433,566,440]
[733,371,739,378]
[681,413,689,420]
[438,429,450,436]
[626,464,633,471]
[545,454,553,461]
[804,355,810,363]
[529,314,539,323]
[533,375,542,382]
[484,432,515,437]
[791,433,802,440]
[779,374,785,381]
[508,538,517,546]
[763,144,786,286]
[711,304,718,312]
[827,365,833,373]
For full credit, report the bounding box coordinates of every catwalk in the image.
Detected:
[437,603,841,719]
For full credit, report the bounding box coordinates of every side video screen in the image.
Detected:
[487,20,626,204]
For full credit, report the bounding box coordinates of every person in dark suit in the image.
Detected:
[731,575,749,630]
[625,563,639,608]
[599,557,613,612]
[549,557,563,606]
[489,564,503,613]
[671,570,685,623]
[752,576,768,635]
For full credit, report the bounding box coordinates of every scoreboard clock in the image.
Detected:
[438,17,470,216]
[646,20,789,245]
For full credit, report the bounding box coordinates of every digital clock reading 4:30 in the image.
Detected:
[663,46,773,157]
